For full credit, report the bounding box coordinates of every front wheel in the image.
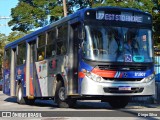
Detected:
[108,96,130,109]
[55,81,76,108]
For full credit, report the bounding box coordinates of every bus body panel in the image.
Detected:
[80,76,155,96]
[78,60,155,95]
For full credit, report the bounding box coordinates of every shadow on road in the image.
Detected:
[4,97,17,103]
[4,97,57,108]
[33,100,57,108]
[3,96,160,110]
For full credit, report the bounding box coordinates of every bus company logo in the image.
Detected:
[96,11,105,20]
[123,72,128,78]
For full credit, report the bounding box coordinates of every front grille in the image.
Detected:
[103,87,144,93]
[103,78,142,82]
[97,65,148,71]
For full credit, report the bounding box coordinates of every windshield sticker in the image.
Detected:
[133,56,144,62]
[125,54,132,62]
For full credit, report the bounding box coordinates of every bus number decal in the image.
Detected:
[135,72,146,77]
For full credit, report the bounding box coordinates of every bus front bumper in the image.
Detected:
[80,76,155,96]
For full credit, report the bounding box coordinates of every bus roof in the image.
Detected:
[5,6,151,49]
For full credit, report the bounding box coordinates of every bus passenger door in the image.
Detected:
[68,24,80,94]
[27,41,40,97]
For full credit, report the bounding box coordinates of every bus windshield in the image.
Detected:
[82,25,153,63]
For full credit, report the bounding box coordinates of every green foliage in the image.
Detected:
[8,0,57,32]
[0,32,26,72]
[7,31,26,43]
[0,34,7,56]
[91,0,154,13]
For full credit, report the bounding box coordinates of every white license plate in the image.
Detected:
[119,86,131,91]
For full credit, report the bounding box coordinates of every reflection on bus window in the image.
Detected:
[57,41,66,55]
[83,25,152,62]
[46,29,56,58]
[4,49,11,70]
[17,43,26,65]
[107,29,119,55]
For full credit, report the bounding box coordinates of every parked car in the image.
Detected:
[0,79,2,91]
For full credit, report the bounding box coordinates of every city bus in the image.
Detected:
[3,6,155,108]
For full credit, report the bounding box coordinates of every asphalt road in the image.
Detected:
[0,91,160,120]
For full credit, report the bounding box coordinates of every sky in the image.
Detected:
[0,0,18,36]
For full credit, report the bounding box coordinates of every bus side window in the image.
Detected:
[57,41,66,55]
[46,29,56,58]
[37,34,46,61]
[4,49,11,70]
[17,43,26,65]
[57,24,67,55]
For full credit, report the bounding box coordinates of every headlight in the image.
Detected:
[86,71,102,82]
[81,69,102,82]
[143,74,154,83]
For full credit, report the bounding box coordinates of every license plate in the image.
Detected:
[119,86,131,91]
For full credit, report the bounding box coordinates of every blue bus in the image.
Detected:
[155,50,160,82]
[3,6,155,108]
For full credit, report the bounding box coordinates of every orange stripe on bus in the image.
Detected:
[78,72,85,78]
[29,77,34,96]
[92,68,116,78]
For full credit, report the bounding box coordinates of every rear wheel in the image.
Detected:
[108,96,130,109]
[17,83,26,104]
[55,81,76,108]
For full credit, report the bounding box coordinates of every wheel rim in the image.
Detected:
[18,87,22,101]
[58,87,65,101]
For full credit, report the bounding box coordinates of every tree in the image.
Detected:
[0,34,7,59]
[7,31,26,43]
[90,0,154,13]
[0,31,26,76]
[8,0,59,32]
[0,33,7,77]
[8,0,160,46]
[152,0,160,47]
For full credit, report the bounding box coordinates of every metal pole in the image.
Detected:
[63,0,67,17]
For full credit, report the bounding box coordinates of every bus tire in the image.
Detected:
[55,81,76,108]
[17,83,26,104]
[108,96,130,109]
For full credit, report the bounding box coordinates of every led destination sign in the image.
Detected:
[96,11,143,23]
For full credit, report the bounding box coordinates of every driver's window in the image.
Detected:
[91,29,103,50]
